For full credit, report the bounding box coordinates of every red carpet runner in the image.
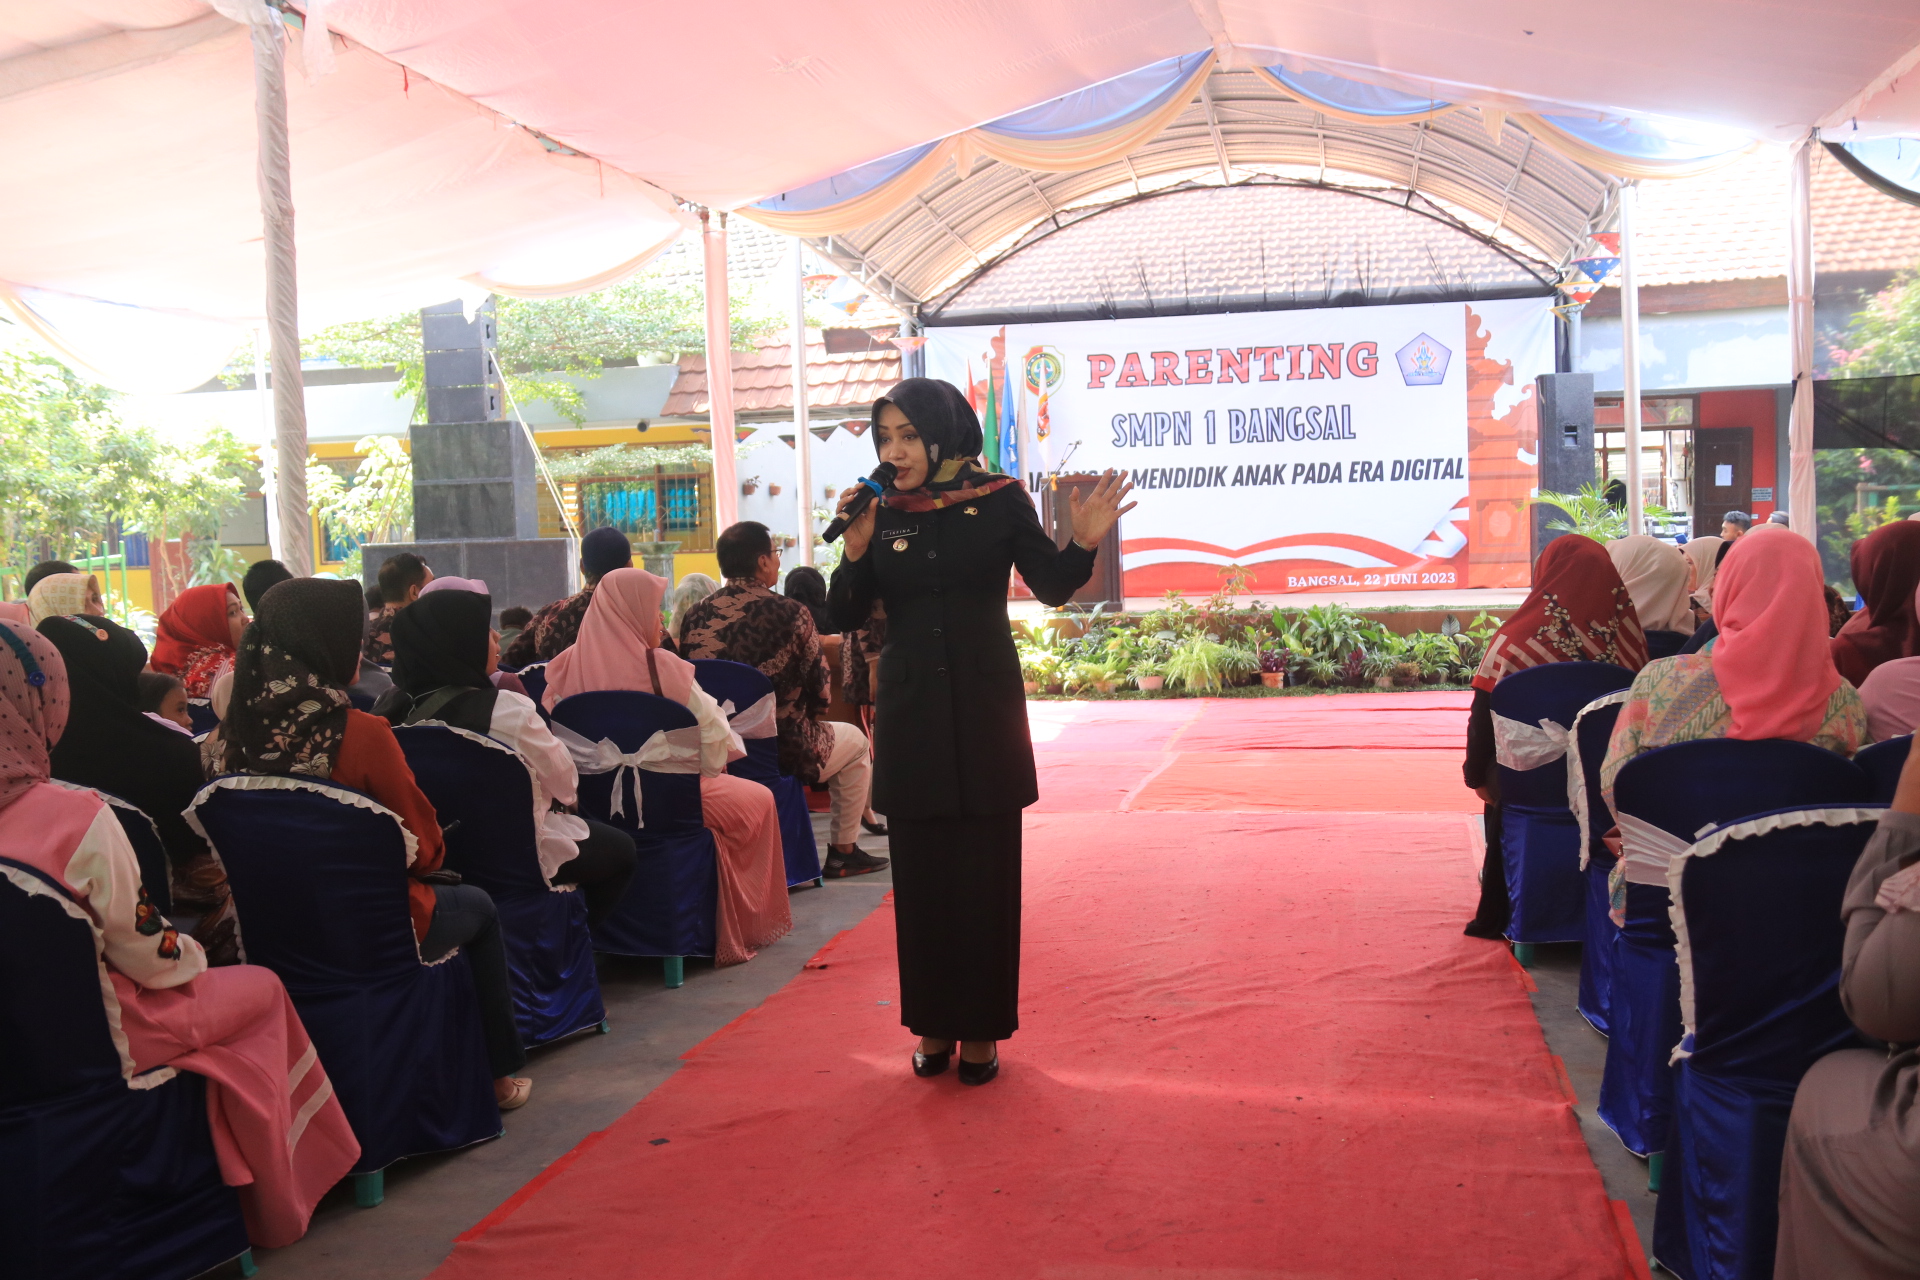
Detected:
[434,692,1641,1279]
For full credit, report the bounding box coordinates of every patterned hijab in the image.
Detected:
[870,377,1020,512]
[0,618,69,810]
[1472,534,1647,691]
[26,572,97,625]
[218,578,363,777]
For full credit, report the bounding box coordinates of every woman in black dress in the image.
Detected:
[828,377,1132,1085]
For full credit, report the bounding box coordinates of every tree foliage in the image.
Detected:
[306,436,414,579]
[1830,267,1920,378]
[298,282,779,425]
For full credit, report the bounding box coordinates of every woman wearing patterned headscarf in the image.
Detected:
[0,617,359,1246]
[1461,533,1647,939]
[218,578,533,1110]
[826,377,1133,1086]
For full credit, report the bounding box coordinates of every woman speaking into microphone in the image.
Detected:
[828,377,1133,1086]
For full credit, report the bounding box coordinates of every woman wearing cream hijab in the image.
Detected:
[1608,535,1696,658]
[1682,535,1722,618]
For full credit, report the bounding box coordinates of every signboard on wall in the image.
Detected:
[926,298,1554,595]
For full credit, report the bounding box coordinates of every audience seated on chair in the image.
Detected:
[1775,734,1920,1277]
[26,569,103,624]
[138,669,194,734]
[1462,533,1647,939]
[152,583,247,698]
[668,571,718,646]
[678,522,886,879]
[1832,520,1920,688]
[378,581,637,927]
[40,614,240,963]
[544,566,792,965]
[502,526,633,669]
[212,576,534,1111]
[1859,585,1920,740]
[496,604,533,653]
[363,552,433,668]
[1608,534,1695,659]
[241,558,293,612]
[0,617,359,1247]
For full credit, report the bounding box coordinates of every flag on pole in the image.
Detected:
[981,361,1001,470]
[1000,364,1017,479]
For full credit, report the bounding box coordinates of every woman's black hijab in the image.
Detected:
[385,588,497,732]
[782,566,833,633]
[37,613,212,869]
[220,577,363,777]
[871,377,995,490]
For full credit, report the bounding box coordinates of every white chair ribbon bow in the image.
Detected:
[716,692,778,740]
[1616,812,1695,886]
[1492,712,1570,772]
[550,720,703,824]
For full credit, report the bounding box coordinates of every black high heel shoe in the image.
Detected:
[957,1053,999,1087]
[913,1045,951,1077]
[862,816,889,836]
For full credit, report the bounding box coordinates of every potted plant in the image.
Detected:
[741,476,761,496]
[768,482,782,496]
[1132,658,1166,692]
[1259,649,1286,688]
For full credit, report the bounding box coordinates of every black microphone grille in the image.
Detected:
[872,461,898,483]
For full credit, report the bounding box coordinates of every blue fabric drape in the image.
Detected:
[1265,66,1449,117]
[754,141,945,215]
[1536,113,1751,163]
[980,52,1210,139]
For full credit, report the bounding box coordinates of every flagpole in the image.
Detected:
[791,239,814,568]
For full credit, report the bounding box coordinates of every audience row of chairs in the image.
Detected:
[3,659,824,1277]
[1490,661,1904,1280]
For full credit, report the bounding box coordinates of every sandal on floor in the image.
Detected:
[496,1077,533,1111]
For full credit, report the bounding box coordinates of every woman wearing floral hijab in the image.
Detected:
[1461,533,1647,938]
[217,577,533,1110]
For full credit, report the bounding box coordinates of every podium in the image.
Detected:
[1039,474,1123,610]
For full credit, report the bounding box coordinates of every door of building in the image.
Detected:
[1692,427,1752,538]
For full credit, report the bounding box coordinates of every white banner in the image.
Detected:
[927,299,1553,595]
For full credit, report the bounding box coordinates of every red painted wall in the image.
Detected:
[1697,390,1778,519]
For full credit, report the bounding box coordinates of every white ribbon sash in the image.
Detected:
[1616,811,1695,886]
[717,692,778,740]
[550,720,703,825]
[1492,712,1570,772]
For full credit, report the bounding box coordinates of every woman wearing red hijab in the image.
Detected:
[1832,521,1920,687]
[150,583,248,698]
[1462,534,1647,938]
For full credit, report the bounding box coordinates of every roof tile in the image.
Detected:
[664,326,901,416]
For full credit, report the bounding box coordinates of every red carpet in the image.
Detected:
[432,694,1636,1280]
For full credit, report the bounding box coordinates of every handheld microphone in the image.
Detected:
[822,462,897,542]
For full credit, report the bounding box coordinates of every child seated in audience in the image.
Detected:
[497,604,532,651]
[137,670,193,733]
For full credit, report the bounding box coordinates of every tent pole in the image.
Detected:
[791,239,814,568]
[254,323,282,559]
[1787,134,1816,539]
[702,208,740,533]
[247,10,312,574]
[1619,182,1644,537]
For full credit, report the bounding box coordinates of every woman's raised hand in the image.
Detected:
[1067,470,1137,549]
[836,483,878,561]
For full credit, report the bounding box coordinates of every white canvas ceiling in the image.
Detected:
[2,0,1918,370]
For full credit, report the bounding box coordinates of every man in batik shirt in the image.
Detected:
[679,522,886,877]
[363,552,432,667]
[501,527,633,669]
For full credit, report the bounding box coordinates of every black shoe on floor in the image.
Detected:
[913,1047,951,1077]
[957,1054,999,1087]
[822,846,890,877]
[1462,918,1507,940]
[861,816,889,836]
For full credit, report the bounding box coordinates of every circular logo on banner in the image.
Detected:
[1024,347,1063,395]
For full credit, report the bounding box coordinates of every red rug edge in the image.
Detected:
[1611,1199,1655,1280]
[453,1127,613,1245]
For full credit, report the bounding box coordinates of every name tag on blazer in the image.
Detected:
[885,525,919,550]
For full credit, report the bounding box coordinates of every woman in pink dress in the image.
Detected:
[542,567,790,966]
[0,618,359,1248]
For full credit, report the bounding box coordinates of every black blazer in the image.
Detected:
[829,482,1095,818]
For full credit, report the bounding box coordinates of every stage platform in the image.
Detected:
[1010,587,1529,617]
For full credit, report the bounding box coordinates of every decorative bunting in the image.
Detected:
[810,424,838,442]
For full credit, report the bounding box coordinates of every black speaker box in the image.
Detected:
[1533,372,1595,560]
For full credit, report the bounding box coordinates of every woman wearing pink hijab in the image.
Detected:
[0,619,359,1247]
[542,568,790,965]
[1602,528,1869,806]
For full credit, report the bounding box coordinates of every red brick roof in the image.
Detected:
[1625,146,1920,287]
[664,326,901,417]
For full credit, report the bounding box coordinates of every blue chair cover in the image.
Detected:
[1645,629,1690,660]
[187,777,501,1173]
[551,692,719,961]
[52,784,172,917]
[394,725,605,1047]
[692,659,821,887]
[1491,662,1638,943]
[1601,741,1871,1158]
[1855,735,1910,803]
[1569,696,1629,1036]
[0,857,249,1280]
[184,699,219,737]
[1651,806,1878,1280]
[514,663,550,721]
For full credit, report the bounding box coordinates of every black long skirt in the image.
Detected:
[888,811,1023,1042]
